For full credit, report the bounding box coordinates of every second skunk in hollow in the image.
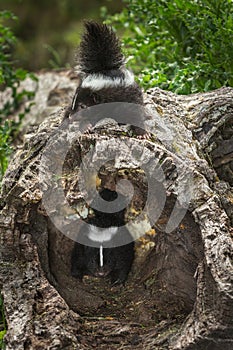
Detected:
[71,189,135,285]
[65,21,145,134]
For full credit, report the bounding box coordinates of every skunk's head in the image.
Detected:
[87,189,128,228]
[83,245,115,278]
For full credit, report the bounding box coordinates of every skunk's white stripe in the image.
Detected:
[81,69,135,91]
[100,244,103,267]
[87,226,118,242]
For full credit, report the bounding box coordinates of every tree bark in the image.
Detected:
[0,74,232,349]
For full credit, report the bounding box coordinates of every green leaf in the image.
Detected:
[104,0,233,94]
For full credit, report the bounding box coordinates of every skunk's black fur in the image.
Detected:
[71,239,134,285]
[64,21,145,133]
[71,189,135,285]
[79,21,124,74]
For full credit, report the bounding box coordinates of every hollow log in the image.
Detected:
[0,74,232,350]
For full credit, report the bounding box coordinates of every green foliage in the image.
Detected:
[0,295,6,349]
[43,44,63,69]
[0,10,36,181]
[0,0,123,71]
[105,0,233,93]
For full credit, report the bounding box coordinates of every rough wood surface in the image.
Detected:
[0,72,232,349]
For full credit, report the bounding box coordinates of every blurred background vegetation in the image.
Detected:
[108,0,233,93]
[1,0,232,91]
[0,0,123,70]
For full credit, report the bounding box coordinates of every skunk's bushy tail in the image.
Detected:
[78,21,125,74]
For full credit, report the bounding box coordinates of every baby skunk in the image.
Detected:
[71,189,135,285]
[65,21,145,134]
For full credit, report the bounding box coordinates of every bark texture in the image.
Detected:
[0,72,232,350]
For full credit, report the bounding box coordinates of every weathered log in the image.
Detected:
[0,73,232,350]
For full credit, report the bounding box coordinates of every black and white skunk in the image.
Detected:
[71,189,135,285]
[65,21,145,134]
[69,23,141,284]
